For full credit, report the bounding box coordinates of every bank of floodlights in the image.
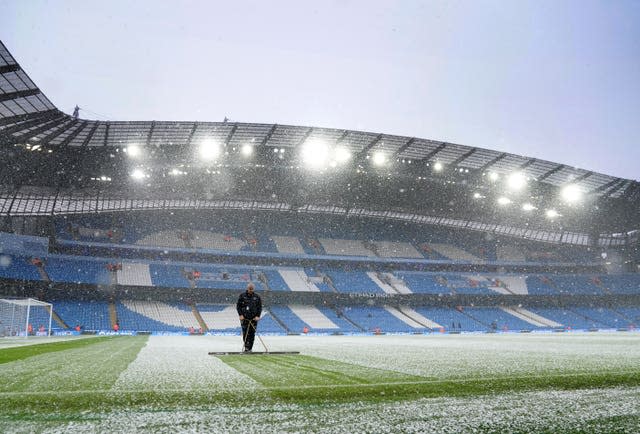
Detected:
[241,144,254,157]
[126,144,142,158]
[130,168,147,180]
[545,209,560,219]
[371,151,387,167]
[561,184,583,204]
[506,172,527,191]
[199,139,221,161]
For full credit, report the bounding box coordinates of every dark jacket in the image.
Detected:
[236,290,262,320]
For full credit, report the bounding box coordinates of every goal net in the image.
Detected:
[0,298,52,337]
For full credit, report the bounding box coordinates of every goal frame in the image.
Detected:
[0,298,53,338]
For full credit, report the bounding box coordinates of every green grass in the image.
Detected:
[0,336,118,364]
[0,334,638,432]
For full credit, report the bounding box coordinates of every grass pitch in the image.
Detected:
[0,333,639,433]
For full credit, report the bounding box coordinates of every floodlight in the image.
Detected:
[546,209,560,218]
[241,144,254,157]
[301,140,329,168]
[488,171,499,181]
[522,203,536,211]
[561,184,583,203]
[199,139,221,161]
[334,146,351,163]
[372,151,387,166]
[131,169,146,180]
[507,172,527,191]
[473,192,482,199]
[433,161,443,172]
[497,197,512,205]
[127,144,141,158]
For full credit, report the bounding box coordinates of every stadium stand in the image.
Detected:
[0,39,638,337]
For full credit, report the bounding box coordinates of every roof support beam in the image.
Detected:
[37,119,77,144]
[605,179,630,198]
[537,164,565,182]
[517,158,538,170]
[589,178,621,195]
[260,124,278,147]
[185,122,198,148]
[8,115,67,142]
[224,124,238,148]
[0,64,20,74]
[103,122,110,147]
[0,112,62,137]
[145,121,156,147]
[0,109,59,127]
[568,171,594,184]
[334,130,349,146]
[58,120,89,147]
[0,89,41,102]
[477,152,507,172]
[393,137,416,157]
[419,142,447,163]
[80,122,101,148]
[449,148,477,167]
[295,127,314,148]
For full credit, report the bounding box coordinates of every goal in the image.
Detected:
[0,298,53,337]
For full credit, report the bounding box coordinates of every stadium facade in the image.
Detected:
[0,40,638,336]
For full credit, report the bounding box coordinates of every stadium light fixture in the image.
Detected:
[241,144,254,157]
[301,140,330,168]
[199,139,221,161]
[561,184,583,203]
[546,209,560,219]
[507,172,527,191]
[126,144,142,158]
[433,161,443,172]
[473,192,485,199]
[131,168,147,180]
[522,203,536,211]
[334,146,351,164]
[488,171,499,182]
[497,197,512,205]
[372,151,387,166]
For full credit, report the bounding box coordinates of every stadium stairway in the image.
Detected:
[366,272,404,294]
[266,309,292,333]
[500,307,561,327]
[48,306,69,329]
[456,307,490,330]
[337,308,367,332]
[191,303,208,332]
[109,301,118,329]
[383,306,429,330]
[397,306,441,329]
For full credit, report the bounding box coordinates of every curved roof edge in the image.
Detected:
[0,40,638,200]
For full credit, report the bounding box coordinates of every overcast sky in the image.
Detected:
[1,0,638,180]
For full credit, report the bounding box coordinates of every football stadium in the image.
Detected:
[1,34,639,433]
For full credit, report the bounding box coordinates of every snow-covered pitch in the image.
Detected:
[1,333,639,433]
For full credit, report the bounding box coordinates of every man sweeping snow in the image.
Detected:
[236,283,262,352]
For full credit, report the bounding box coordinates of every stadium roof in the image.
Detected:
[1,40,637,200]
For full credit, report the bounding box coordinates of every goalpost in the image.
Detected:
[0,298,53,338]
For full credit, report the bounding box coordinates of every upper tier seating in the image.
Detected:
[0,255,42,281]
